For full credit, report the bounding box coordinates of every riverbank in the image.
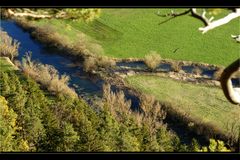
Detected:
[99,67,239,149]
[12,17,225,82]
[5,17,239,148]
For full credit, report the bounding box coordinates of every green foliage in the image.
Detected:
[0,70,205,152]
[0,96,18,151]
[26,8,239,67]
[101,83,182,151]
[4,8,101,22]
[126,75,239,137]
[192,138,231,152]
[63,9,101,22]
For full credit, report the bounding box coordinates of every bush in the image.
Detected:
[170,61,181,72]
[144,51,161,70]
[192,138,231,152]
[0,29,20,60]
[83,56,97,72]
[213,68,224,80]
[20,53,77,98]
[83,55,116,72]
[102,83,131,121]
[97,56,116,69]
[192,67,202,75]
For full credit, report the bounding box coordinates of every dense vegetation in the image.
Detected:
[0,70,188,152]
[0,8,236,152]
[126,75,240,142]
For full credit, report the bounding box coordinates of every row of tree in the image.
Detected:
[0,70,231,152]
[0,70,179,151]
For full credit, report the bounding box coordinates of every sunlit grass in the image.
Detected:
[30,9,240,66]
[125,75,240,135]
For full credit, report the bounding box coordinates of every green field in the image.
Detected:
[32,9,240,66]
[125,75,240,134]
[0,57,17,72]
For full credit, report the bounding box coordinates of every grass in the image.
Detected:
[125,75,240,135]
[0,57,17,72]
[30,9,239,66]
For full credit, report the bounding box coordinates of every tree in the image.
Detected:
[0,71,11,95]
[157,8,240,34]
[0,96,18,151]
[192,138,231,152]
[3,8,101,22]
[0,95,30,151]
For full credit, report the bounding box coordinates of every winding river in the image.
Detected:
[1,19,211,146]
[1,20,105,103]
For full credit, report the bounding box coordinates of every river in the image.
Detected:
[1,20,104,103]
[1,19,210,146]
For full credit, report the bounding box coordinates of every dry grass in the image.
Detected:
[126,75,240,140]
[83,55,116,72]
[97,56,116,69]
[139,94,167,134]
[102,83,167,130]
[192,67,202,75]
[102,83,131,122]
[170,61,181,72]
[144,51,161,70]
[83,56,97,72]
[30,22,105,57]
[0,29,20,60]
[213,68,224,80]
[101,83,179,151]
[20,53,77,98]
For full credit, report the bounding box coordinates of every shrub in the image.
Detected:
[140,94,167,132]
[20,53,77,98]
[83,55,116,72]
[213,68,224,80]
[0,29,20,60]
[170,61,181,72]
[192,67,202,75]
[83,56,97,72]
[192,138,231,152]
[144,51,161,71]
[102,83,131,121]
[33,24,105,57]
[97,56,116,69]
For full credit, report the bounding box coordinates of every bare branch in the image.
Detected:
[191,8,240,34]
[156,9,191,25]
[199,9,240,34]
[191,8,211,26]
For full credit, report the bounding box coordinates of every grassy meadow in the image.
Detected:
[125,75,240,135]
[31,8,240,66]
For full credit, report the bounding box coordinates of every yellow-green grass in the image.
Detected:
[30,9,239,66]
[0,57,17,72]
[125,75,240,135]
